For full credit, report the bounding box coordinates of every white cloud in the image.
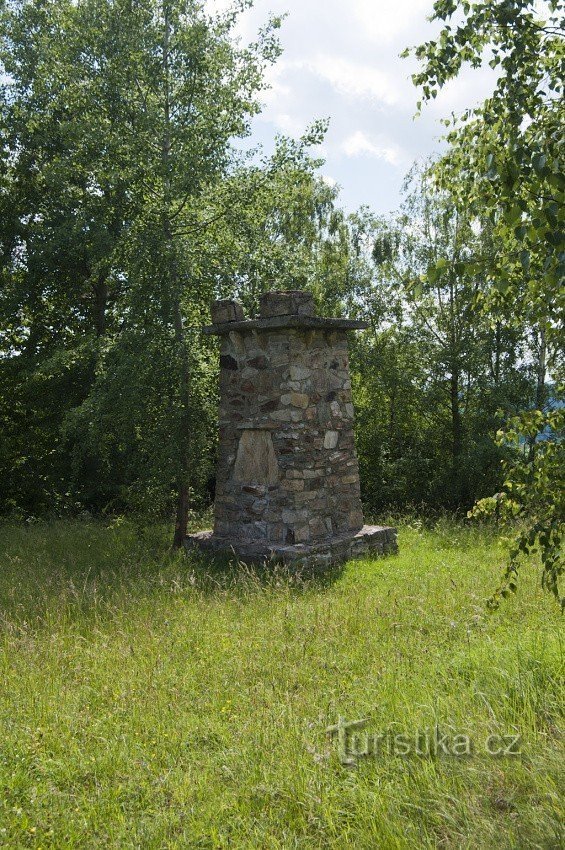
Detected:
[430,65,499,116]
[294,55,401,106]
[351,0,432,43]
[341,131,404,165]
[271,111,304,135]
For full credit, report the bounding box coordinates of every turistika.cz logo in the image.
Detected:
[326,717,522,766]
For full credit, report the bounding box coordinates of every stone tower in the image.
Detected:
[186,290,397,568]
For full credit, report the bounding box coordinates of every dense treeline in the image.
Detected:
[0,0,562,598]
[347,168,545,513]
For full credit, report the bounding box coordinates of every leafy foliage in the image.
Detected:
[472,407,564,609]
[409,0,564,604]
[0,0,332,538]
[349,167,534,513]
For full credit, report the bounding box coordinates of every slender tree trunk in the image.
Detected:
[450,364,463,507]
[528,326,547,462]
[388,385,397,442]
[448,270,463,506]
[171,300,193,550]
[160,3,192,549]
[173,482,190,549]
[535,326,547,411]
[94,273,108,337]
[494,320,501,387]
[450,367,463,460]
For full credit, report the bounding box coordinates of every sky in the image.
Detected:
[211,0,498,215]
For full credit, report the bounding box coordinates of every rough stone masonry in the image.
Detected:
[185,290,397,569]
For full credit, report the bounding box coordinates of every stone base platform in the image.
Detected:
[184,525,397,571]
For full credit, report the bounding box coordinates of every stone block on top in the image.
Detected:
[259,290,315,319]
[211,299,245,325]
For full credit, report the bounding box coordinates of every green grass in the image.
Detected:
[0,518,563,849]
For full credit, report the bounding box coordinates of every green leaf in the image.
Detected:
[514,225,527,241]
[532,153,547,174]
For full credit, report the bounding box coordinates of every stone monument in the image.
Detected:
[186,290,397,568]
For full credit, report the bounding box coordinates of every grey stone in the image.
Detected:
[233,430,279,485]
[330,401,342,417]
[211,299,244,324]
[289,392,309,408]
[270,409,293,422]
[294,524,311,543]
[290,364,312,381]
[324,430,339,449]
[260,290,315,319]
[282,479,305,492]
[248,355,269,370]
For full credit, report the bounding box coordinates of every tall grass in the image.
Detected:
[0,518,562,848]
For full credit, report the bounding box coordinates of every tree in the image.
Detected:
[347,166,532,513]
[408,0,564,605]
[62,141,333,525]
[1,0,341,538]
[0,0,294,542]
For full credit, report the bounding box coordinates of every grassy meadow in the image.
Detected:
[0,518,563,849]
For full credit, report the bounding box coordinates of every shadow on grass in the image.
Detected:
[184,546,348,594]
[0,517,352,626]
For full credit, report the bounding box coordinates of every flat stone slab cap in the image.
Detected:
[260,290,315,318]
[203,314,368,335]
